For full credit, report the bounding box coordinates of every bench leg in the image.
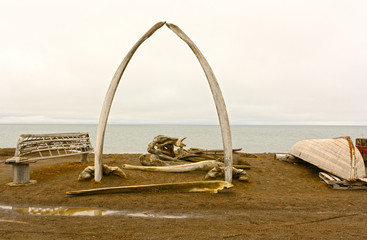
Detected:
[80,153,88,162]
[6,163,37,187]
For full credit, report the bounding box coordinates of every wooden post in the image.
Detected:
[6,163,37,187]
[94,22,233,183]
[356,138,367,161]
[80,153,88,162]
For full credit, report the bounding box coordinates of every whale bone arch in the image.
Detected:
[94,22,233,182]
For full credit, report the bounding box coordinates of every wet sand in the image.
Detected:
[0,148,366,239]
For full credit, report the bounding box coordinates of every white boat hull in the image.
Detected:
[289,137,366,181]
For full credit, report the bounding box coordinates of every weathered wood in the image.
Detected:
[80,153,88,162]
[18,132,89,138]
[289,136,366,181]
[319,172,367,190]
[356,138,367,145]
[6,163,37,187]
[94,22,233,183]
[5,132,93,186]
[122,160,222,172]
[6,152,91,164]
[274,153,301,163]
[188,148,241,154]
[7,132,93,162]
[356,138,367,161]
[180,148,241,164]
[66,180,233,196]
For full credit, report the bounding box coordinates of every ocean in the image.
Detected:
[0,124,366,153]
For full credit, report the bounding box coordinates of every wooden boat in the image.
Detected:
[289,136,366,181]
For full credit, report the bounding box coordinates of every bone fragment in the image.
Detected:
[78,164,127,181]
[139,153,187,166]
[122,160,223,172]
[205,166,249,182]
[274,153,301,163]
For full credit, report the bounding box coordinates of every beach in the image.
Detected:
[0,148,366,239]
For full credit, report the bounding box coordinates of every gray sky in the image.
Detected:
[0,0,366,125]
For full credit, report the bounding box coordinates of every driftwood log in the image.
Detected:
[94,22,233,182]
[66,180,233,195]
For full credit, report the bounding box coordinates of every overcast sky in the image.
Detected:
[0,0,366,125]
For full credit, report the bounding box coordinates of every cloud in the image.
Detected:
[0,0,366,125]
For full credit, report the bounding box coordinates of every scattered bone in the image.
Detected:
[180,148,242,164]
[135,135,250,182]
[141,135,244,166]
[147,135,186,157]
[205,166,249,182]
[274,153,301,163]
[123,161,249,181]
[78,164,127,181]
[123,160,223,172]
[139,153,186,166]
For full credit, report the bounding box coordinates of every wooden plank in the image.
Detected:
[319,172,367,190]
[66,180,233,196]
[8,132,93,162]
[6,151,93,163]
[19,132,89,138]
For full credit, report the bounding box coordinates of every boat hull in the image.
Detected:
[289,137,366,181]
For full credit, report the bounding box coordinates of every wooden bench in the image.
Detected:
[5,132,93,186]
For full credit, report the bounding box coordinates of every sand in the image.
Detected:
[0,148,366,239]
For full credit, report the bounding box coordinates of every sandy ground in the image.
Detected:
[0,148,366,239]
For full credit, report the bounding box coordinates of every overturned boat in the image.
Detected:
[289,136,366,181]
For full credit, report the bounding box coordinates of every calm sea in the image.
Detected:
[0,124,366,153]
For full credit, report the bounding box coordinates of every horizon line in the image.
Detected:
[0,122,366,127]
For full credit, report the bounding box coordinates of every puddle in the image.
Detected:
[126,212,188,219]
[0,205,191,219]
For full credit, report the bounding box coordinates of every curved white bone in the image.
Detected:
[94,22,233,182]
